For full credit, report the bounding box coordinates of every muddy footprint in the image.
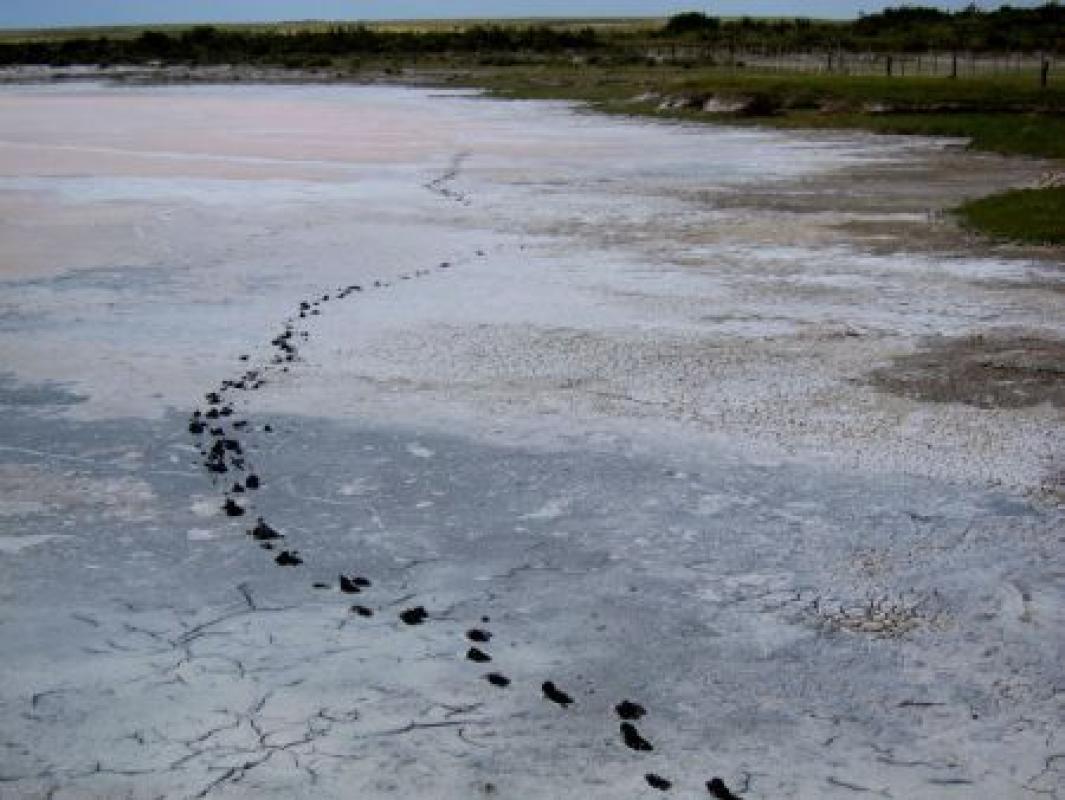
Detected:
[223,498,245,517]
[706,778,741,799]
[620,722,653,752]
[275,550,303,566]
[615,700,646,721]
[646,774,672,791]
[542,681,572,708]
[249,518,283,541]
[400,606,428,625]
[339,574,371,594]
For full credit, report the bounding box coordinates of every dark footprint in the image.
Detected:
[245,474,260,489]
[466,629,492,643]
[466,647,491,663]
[351,605,374,617]
[275,550,303,566]
[231,482,245,493]
[615,700,647,721]
[621,722,653,752]
[646,774,672,791]
[206,392,221,404]
[189,420,206,434]
[263,425,273,433]
[400,606,428,625]
[542,681,572,708]
[484,673,510,687]
[249,518,283,540]
[339,574,371,594]
[223,498,245,517]
[706,778,741,799]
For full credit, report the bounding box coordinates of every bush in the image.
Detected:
[664,12,722,37]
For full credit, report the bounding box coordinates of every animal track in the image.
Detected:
[615,700,646,720]
[542,681,573,708]
[399,606,429,626]
[621,722,654,752]
[646,774,672,791]
[339,575,371,594]
[706,778,742,799]
[248,518,283,541]
[466,647,492,663]
[182,251,708,795]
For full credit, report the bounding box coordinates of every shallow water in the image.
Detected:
[0,84,1063,799]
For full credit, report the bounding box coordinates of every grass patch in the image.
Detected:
[957,187,1065,244]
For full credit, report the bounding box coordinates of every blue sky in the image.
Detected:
[0,1,1043,29]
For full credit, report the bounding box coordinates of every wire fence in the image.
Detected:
[641,45,1061,84]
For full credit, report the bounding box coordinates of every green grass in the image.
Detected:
[958,187,1065,245]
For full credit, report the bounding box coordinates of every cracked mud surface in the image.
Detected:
[1,84,1064,799]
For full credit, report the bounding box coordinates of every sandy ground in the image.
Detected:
[0,83,1063,799]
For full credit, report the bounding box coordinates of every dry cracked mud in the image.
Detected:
[0,82,1063,800]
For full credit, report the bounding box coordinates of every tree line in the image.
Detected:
[663,5,1064,53]
[0,5,1061,68]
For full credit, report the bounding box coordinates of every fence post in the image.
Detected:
[886,55,893,77]
[951,50,957,79]
[1041,57,1050,89]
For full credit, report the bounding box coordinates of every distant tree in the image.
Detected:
[664,12,721,36]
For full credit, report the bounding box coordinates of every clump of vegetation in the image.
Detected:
[662,12,721,37]
[958,186,1065,245]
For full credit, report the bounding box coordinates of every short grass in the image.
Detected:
[957,187,1065,245]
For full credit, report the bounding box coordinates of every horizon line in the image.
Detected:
[0,13,865,33]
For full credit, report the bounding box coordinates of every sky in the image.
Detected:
[0,1,1044,29]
